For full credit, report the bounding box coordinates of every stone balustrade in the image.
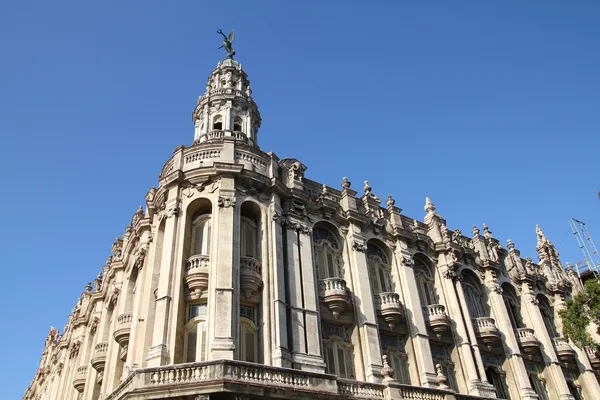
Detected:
[552,337,576,362]
[185,254,210,299]
[72,365,87,392]
[318,277,351,319]
[113,312,133,352]
[104,360,471,400]
[240,256,263,304]
[374,292,404,330]
[423,304,452,339]
[472,317,501,346]
[194,129,250,146]
[515,327,541,354]
[90,342,109,373]
[585,347,600,370]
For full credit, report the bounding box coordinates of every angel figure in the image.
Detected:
[217,29,235,59]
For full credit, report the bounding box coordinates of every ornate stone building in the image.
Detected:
[24,57,600,400]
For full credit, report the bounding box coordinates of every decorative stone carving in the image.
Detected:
[435,364,450,390]
[380,355,395,382]
[218,196,236,208]
[341,176,351,190]
[352,241,366,253]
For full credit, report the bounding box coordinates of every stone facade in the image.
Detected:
[23,59,600,400]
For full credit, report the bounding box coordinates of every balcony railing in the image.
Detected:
[423,304,451,339]
[73,366,87,392]
[374,292,404,331]
[472,317,501,346]
[515,328,541,354]
[585,347,600,370]
[185,254,210,299]
[240,256,263,304]
[104,360,464,400]
[114,312,133,357]
[318,277,352,319]
[552,337,576,362]
[91,342,109,373]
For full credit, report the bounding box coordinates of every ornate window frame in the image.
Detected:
[367,244,392,294]
[313,227,342,279]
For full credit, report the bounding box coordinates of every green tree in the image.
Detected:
[560,279,600,351]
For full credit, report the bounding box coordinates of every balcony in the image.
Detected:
[585,347,600,370]
[473,317,502,346]
[114,312,132,360]
[553,337,576,362]
[185,254,210,299]
[90,342,108,374]
[318,277,351,319]
[424,304,452,339]
[73,366,87,393]
[240,256,263,304]
[515,328,541,354]
[374,292,404,330]
[104,359,459,400]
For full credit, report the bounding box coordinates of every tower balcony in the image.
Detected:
[90,342,109,374]
[240,256,263,304]
[114,312,133,360]
[585,347,600,370]
[194,129,249,145]
[473,317,502,346]
[185,254,210,299]
[374,292,404,330]
[73,366,87,393]
[553,337,576,362]
[424,304,452,339]
[318,277,351,319]
[515,328,542,354]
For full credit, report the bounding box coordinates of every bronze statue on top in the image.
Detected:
[217,29,235,60]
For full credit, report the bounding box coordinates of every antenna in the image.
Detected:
[568,218,600,279]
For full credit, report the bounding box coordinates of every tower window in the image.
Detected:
[192,215,211,256]
[212,115,223,130]
[233,117,243,132]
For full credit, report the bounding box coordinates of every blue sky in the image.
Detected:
[1,1,599,397]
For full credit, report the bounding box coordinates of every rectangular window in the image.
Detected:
[186,327,197,362]
[337,347,347,378]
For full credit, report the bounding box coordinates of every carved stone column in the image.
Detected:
[269,203,292,368]
[437,258,482,395]
[393,247,437,387]
[519,282,575,400]
[209,178,237,360]
[485,276,538,400]
[284,217,325,372]
[347,228,383,382]
[146,192,180,366]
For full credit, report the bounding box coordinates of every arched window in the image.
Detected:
[324,337,354,379]
[528,373,549,400]
[502,285,523,329]
[414,260,437,306]
[241,217,258,259]
[233,116,243,132]
[313,226,342,279]
[367,243,392,294]
[486,367,509,399]
[461,272,488,318]
[240,305,258,363]
[212,115,223,130]
[192,215,211,256]
[184,303,208,362]
[380,335,411,385]
[538,295,558,338]
[431,344,458,391]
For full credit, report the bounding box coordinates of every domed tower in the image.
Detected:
[192,59,261,147]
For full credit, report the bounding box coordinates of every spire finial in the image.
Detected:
[483,223,492,239]
[424,197,436,213]
[436,364,450,389]
[363,180,372,195]
[507,239,515,250]
[472,225,480,237]
[341,177,351,190]
[386,195,395,208]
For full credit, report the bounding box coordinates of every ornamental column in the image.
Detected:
[485,273,539,400]
[424,198,482,395]
[145,189,181,366]
[519,281,574,400]
[208,176,237,360]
